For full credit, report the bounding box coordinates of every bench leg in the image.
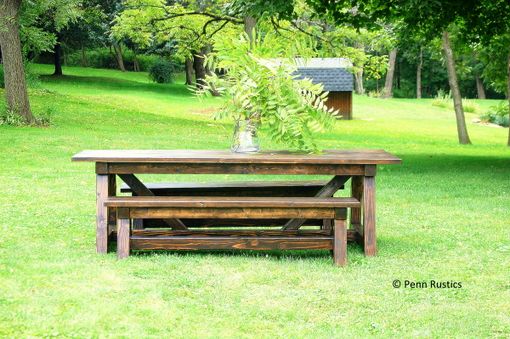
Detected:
[322,219,332,230]
[333,219,347,266]
[117,217,130,259]
[132,219,144,230]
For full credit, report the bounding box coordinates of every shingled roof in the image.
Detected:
[293,58,353,92]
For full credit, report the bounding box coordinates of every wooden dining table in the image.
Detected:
[72,149,401,256]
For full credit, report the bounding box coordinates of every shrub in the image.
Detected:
[135,54,161,72]
[0,105,53,126]
[367,90,382,98]
[65,48,161,72]
[148,59,175,83]
[66,48,117,69]
[0,65,4,88]
[432,90,481,113]
[0,109,26,126]
[480,101,509,127]
[462,99,480,113]
[432,89,451,108]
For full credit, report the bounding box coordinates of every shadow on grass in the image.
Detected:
[384,152,510,177]
[108,243,364,261]
[39,74,192,97]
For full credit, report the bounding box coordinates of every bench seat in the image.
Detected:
[120,180,344,228]
[120,180,345,228]
[119,180,339,197]
[106,196,360,208]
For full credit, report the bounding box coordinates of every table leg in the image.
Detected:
[351,175,377,256]
[96,174,116,254]
[107,175,116,235]
[351,176,363,241]
[363,176,376,256]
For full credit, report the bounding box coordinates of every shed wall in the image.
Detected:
[326,91,352,120]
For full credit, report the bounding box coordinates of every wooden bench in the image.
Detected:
[119,180,335,197]
[105,196,361,266]
[120,180,341,228]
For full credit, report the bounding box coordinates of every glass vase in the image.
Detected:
[231,119,260,153]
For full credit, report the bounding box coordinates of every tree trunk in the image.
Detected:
[193,46,220,96]
[507,51,510,146]
[0,0,34,123]
[112,42,126,72]
[53,34,63,76]
[133,53,140,72]
[193,50,207,89]
[416,47,423,99]
[354,69,365,95]
[184,57,194,86]
[381,48,397,98]
[80,44,88,67]
[244,16,257,47]
[396,58,401,89]
[475,75,486,99]
[442,31,471,145]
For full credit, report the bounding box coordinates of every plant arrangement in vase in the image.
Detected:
[198,32,339,153]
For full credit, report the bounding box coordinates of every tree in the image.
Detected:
[58,4,106,68]
[0,0,33,123]
[382,48,397,98]
[32,0,81,76]
[319,27,390,96]
[416,47,423,98]
[114,0,244,87]
[442,30,471,144]
[460,0,510,145]
[307,0,473,144]
[1,0,83,122]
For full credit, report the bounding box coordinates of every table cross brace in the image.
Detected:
[118,174,188,230]
[282,175,350,230]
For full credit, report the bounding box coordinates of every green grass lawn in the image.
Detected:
[1,64,509,337]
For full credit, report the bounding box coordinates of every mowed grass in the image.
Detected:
[0,64,509,337]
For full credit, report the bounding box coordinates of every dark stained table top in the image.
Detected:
[72,150,401,165]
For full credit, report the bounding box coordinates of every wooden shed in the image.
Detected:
[294,58,353,120]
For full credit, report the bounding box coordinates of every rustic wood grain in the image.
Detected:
[351,176,363,239]
[95,174,109,254]
[107,175,116,236]
[120,180,338,197]
[333,219,347,266]
[132,229,333,237]
[113,229,360,242]
[117,217,130,259]
[104,196,360,208]
[130,236,333,251]
[143,218,324,228]
[106,163,366,175]
[283,176,350,230]
[129,207,337,219]
[363,176,376,256]
[118,174,187,230]
[72,149,402,165]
